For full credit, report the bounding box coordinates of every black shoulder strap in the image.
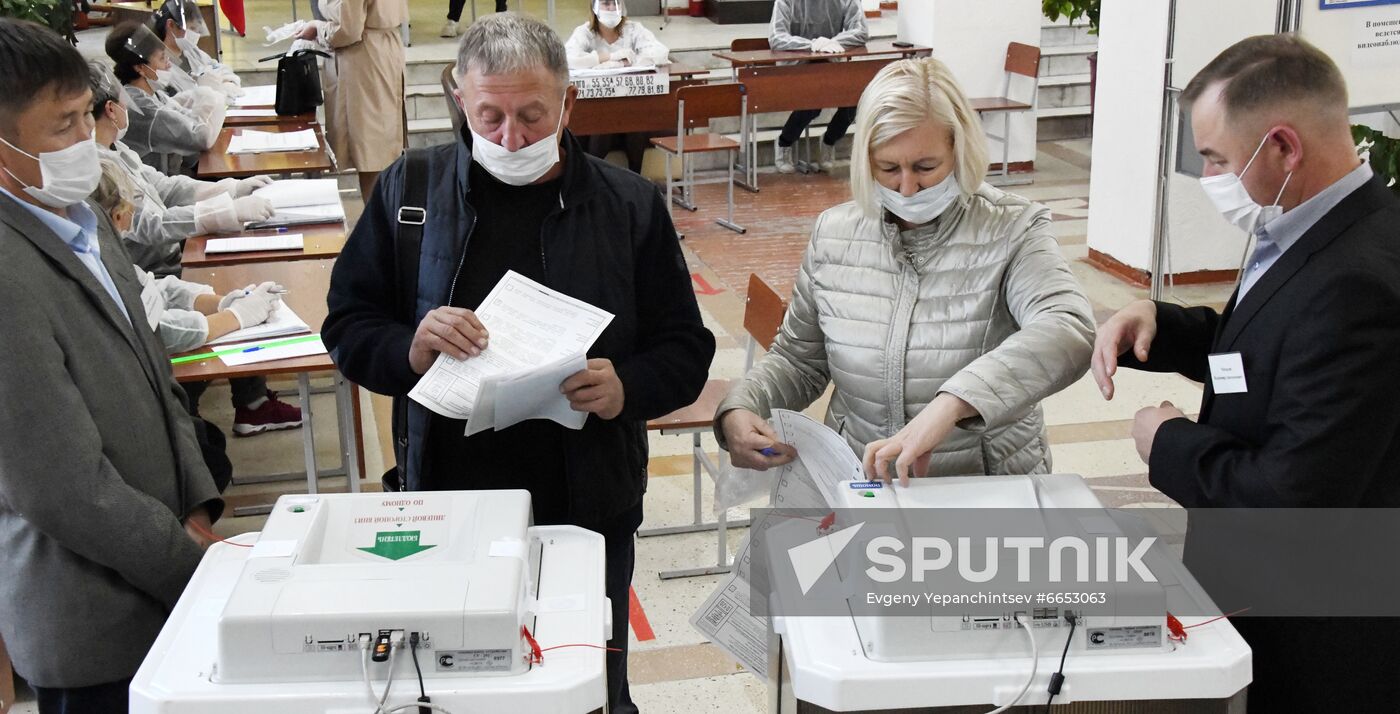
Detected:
[395,148,431,324]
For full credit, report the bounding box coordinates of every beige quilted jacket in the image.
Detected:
[717,184,1095,476]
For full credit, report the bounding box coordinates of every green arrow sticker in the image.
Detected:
[357,530,436,561]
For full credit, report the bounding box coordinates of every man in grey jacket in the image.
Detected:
[0,20,223,713]
[769,0,869,173]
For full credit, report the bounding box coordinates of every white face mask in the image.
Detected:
[598,10,623,28]
[1199,131,1293,234]
[0,134,102,208]
[465,96,566,186]
[877,171,961,225]
[111,103,130,142]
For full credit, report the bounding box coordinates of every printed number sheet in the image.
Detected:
[408,271,614,434]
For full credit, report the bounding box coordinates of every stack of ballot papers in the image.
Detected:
[245,178,346,228]
[409,271,614,434]
[207,302,310,346]
[225,108,279,118]
[227,128,319,154]
[204,234,304,253]
[231,85,278,107]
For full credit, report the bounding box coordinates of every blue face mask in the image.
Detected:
[877,172,961,225]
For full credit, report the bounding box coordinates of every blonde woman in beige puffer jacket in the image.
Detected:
[717,57,1095,485]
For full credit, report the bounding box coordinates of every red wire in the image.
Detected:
[521,625,621,665]
[188,519,253,548]
[538,644,623,653]
[1182,607,1251,629]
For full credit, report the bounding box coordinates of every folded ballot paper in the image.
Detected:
[227,128,319,154]
[409,271,614,434]
[245,178,346,228]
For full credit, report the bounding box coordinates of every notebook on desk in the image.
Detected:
[243,179,346,229]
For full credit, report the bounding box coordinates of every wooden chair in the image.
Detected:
[649,83,749,235]
[643,273,788,579]
[441,64,466,136]
[730,37,771,53]
[968,42,1041,187]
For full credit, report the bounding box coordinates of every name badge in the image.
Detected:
[1207,352,1248,394]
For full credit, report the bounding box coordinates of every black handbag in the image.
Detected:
[274,49,331,116]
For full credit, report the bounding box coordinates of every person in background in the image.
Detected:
[152,0,243,100]
[89,59,272,278]
[298,0,407,200]
[441,0,507,38]
[718,57,1093,483]
[105,21,224,174]
[565,0,669,174]
[768,0,868,174]
[1093,35,1400,712]
[323,15,714,713]
[0,19,223,713]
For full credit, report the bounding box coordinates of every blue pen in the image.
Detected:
[760,447,779,457]
[240,344,266,353]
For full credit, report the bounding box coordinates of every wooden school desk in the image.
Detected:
[197,122,334,180]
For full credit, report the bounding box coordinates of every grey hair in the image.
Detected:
[87,58,123,118]
[455,12,569,87]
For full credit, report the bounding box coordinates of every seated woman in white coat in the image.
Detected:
[153,0,243,100]
[93,161,306,437]
[106,21,225,175]
[717,57,1095,484]
[565,0,669,174]
[89,59,273,278]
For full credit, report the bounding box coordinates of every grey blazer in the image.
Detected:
[0,193,223,688]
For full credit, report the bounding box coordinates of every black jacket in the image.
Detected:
[324,130,715,525]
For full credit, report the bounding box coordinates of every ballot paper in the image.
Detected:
[225,108,279,118]
[219,334,327,366]
[204,234,304,253]
[245,179,346,227]
[232,84,278,107]
[207,302,310,346]
[227,128,319,154]
[690,410,861,677]
[408,271,614,433]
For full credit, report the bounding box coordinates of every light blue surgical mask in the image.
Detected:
[877,172,961,225]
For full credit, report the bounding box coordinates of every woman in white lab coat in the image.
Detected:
[154,0,244,99]
[565,0,670,174]
[106,21,225,175]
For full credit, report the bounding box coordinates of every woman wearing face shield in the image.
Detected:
[564,0,669,174]
[716,58,1095,486]
[88,59,273,278]
[105,21,225,175]
[153,0,243,100]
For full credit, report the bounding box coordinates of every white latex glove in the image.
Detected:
[234,175,274,198]
[612,47,635,65]
[225,282,282,329]
[234,196,275,223]
[218,283,256,311]
[815,38,843,54]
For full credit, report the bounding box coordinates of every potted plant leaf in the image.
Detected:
[1354,124,1400,197]
[0,0,75,40]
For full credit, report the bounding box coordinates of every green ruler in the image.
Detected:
[170,334,323,365]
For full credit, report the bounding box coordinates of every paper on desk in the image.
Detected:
[226,108,279,118]
[207,302,310,346]
[569,64,659,78]
[232,84,278,106]
[219,334,326,366]
[409,271,613,429]
[252,178,341,209]
[227,128,319,154]
[690,410,859,677]
[204,233,304,254]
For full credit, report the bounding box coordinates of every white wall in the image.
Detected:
[898,0,1041,168]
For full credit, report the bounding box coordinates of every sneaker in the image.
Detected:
[439,20,460,38]
[233,390,303,437]
[775,144,796,174]
[819,141,837,172]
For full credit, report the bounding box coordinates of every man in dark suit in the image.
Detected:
[0,19,223,714]
[1092,35,1400,712]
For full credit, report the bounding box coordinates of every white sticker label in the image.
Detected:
[435,649,514,672]
[1208,352,1248,394]
[249,539,298,559]
[1085,625,1161,649]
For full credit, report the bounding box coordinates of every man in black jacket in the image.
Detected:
[1092,35,1400,711]
[323,14,714,714]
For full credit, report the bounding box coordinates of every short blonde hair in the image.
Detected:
[850,57,989,218]
[93,157,137,216]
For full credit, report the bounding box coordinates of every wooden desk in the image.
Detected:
[197,123,334,180]
[171,259,360,514]
[223,110,318,128]
[713,40,929,68]
[569,69,708,136]
[182,222,348,268]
